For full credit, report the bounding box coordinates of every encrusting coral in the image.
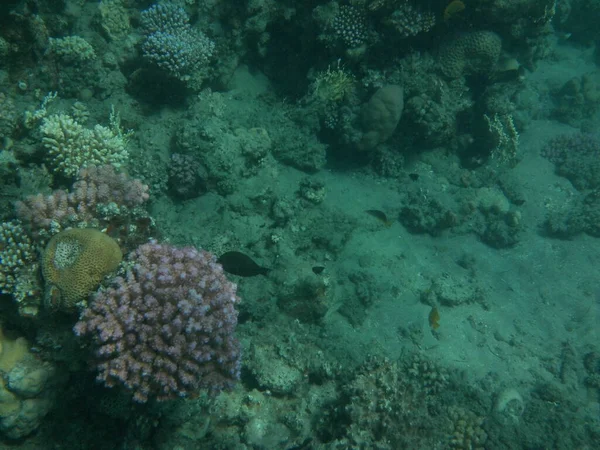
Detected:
[0,326,63,439]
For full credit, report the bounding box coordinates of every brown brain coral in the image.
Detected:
[41,228,122,310]
[438,31,502,79]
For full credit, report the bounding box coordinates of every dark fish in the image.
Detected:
[217,251,270,277]
[365,209,393,227]
[409,173,419,181]
[429,306,440,330]
[312,266,325,275]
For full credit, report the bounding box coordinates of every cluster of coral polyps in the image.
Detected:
[3,157,243,407]
[0,165,151,317]
[15,164,150,243]
[74,241,242,402]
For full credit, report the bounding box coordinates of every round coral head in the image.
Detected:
[42,229,122,310]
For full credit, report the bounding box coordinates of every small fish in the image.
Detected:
[444,0,465,22]
[428,306,440,330]
[312,266,325,275]
[217,251,270,277]
[366,209,393,227]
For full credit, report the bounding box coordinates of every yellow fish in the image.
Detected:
[444,0,466,22]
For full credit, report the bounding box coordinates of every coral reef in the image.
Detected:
[15,165,149,242]
[40,112,130,178]
[331,5,368,51]
[438,31,502,79]
[0,92,18,139]
[554,73,600,126]
[421,274,485,309]
[493,387,525,425]
[399,190,460,236]
[447,406,487,449]
[0,0,597,447]
[385,1,436,38]
[358,85,404,151]
[74,241,241,402]
[48,36,96,64]
[0,327,64,439]
[167,153,206,200]
[0,221,40,316]
[545,188,600,238]
[321,355,471,448]
[542,133,600,190]
[140,4,214,82]
[96,0,131,41]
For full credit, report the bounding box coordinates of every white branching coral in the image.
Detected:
[40,109,131,177]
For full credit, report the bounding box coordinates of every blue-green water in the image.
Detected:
[0,0,598,448]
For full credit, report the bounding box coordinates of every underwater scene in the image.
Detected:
[0,0,599,448]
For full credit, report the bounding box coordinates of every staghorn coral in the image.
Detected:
[438,31,502,79]
[74,241,241,402]
[41,228,122,310]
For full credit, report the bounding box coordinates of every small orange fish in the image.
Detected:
[428,306,440,330]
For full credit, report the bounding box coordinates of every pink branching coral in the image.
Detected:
[14,190,75,235]
[15,165,149,239]
[70,165,149,215]
[74,241,242,402]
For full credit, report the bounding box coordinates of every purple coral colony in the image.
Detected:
[74,241,241,402]
[0,0,599,448]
